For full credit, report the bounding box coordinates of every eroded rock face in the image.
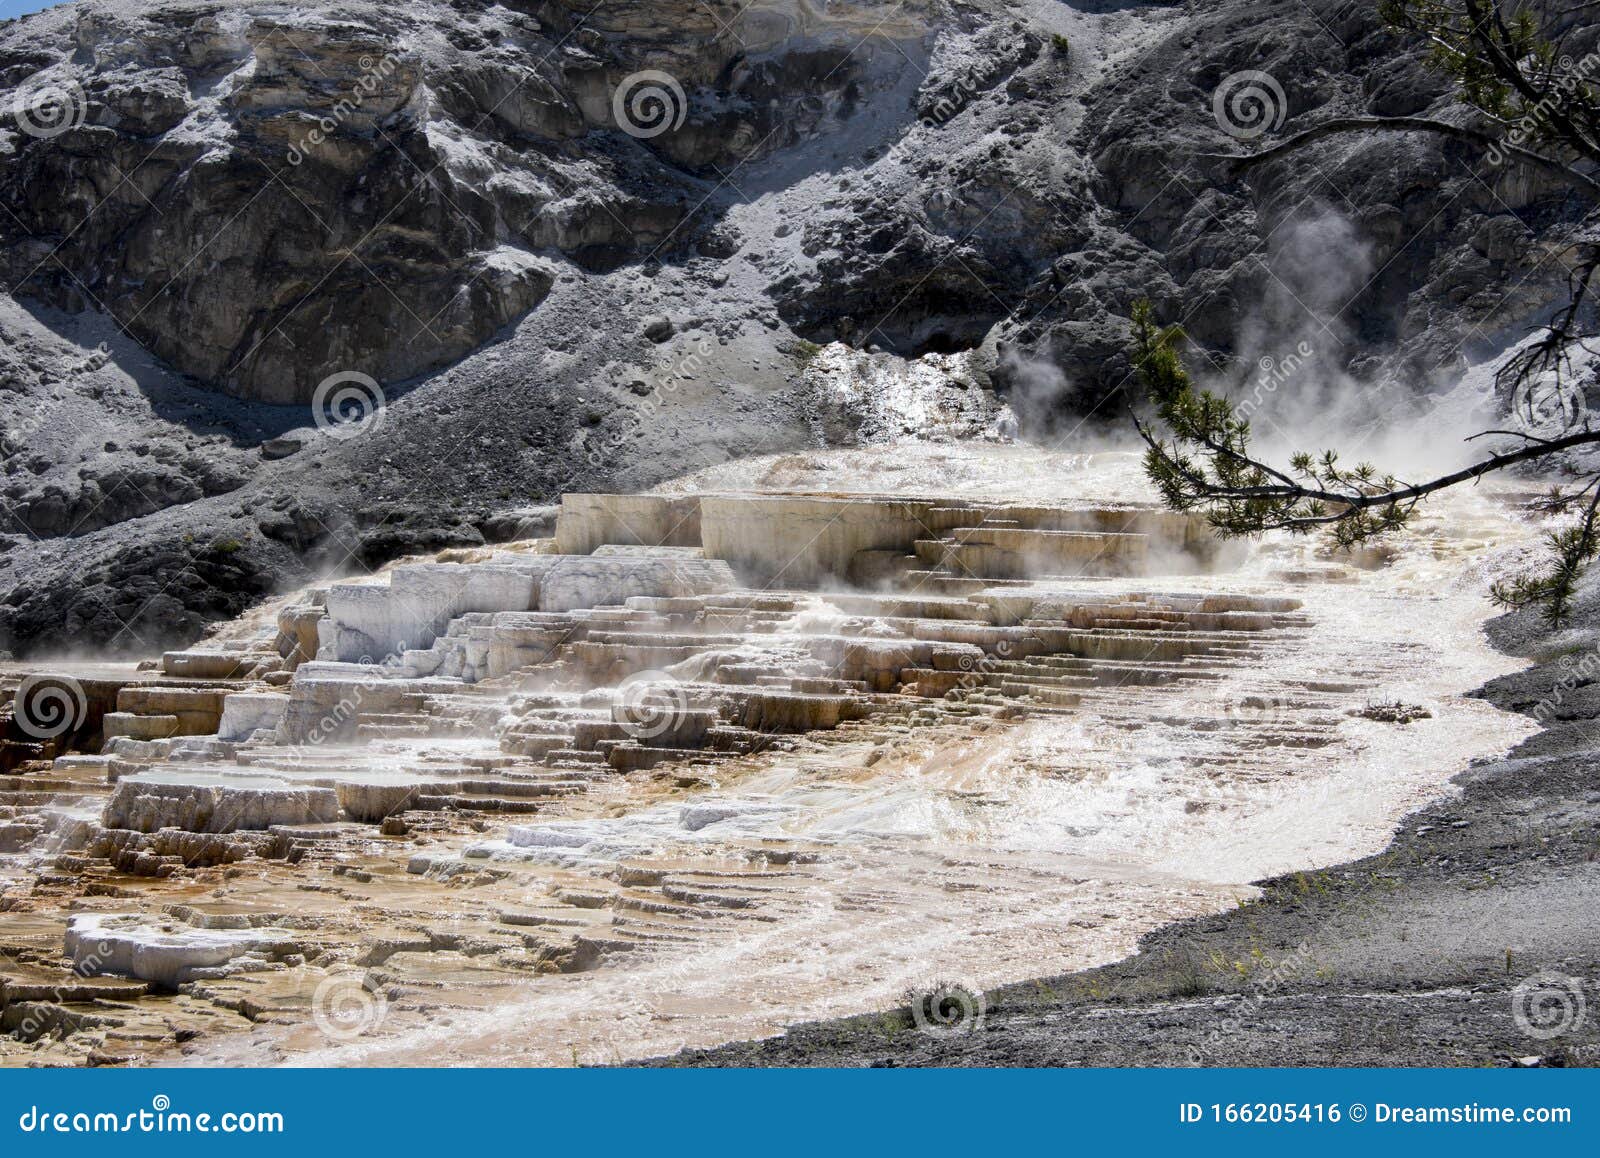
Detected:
[3,8,556,402]
[552,0,933,172]
[0,0,1589,664]
[0,1,930,402]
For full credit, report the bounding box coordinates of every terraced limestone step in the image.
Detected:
[3,491,1326,887]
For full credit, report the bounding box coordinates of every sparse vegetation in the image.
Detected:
[873,1010,911,1041]
[788,338,824,368]
[1138,1,1600,625]
[899,979,982,1028]
[1355,700,1433,724]
[1163,951,1207,997]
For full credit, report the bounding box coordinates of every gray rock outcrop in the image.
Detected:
[0,0,1587,656]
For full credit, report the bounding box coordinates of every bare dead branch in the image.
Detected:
[1203,116,1600,200]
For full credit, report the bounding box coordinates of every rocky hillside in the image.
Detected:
[0,0,1589,656]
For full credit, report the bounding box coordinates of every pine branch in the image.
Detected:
[1129,299,1600,624]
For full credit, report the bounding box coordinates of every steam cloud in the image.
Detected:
[1198,207,1499,480]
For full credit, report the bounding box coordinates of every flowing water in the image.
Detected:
[206,449,1543,1067]
[0,445,1552,1066]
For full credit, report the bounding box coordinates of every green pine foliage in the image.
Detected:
[1131,3,1600,624]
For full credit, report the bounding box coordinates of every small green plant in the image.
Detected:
[789,338,823,368]
[1287,870,1333,898]
[873,1011,909,1041]
[900,979,984,1031]
[1164,952,1206,997]
[1050,33,1071,56]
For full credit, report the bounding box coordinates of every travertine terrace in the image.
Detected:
[0,453,1540,1065]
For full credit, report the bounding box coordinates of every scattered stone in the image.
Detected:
[260,438,304,461]
[1354,701,1434,724]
